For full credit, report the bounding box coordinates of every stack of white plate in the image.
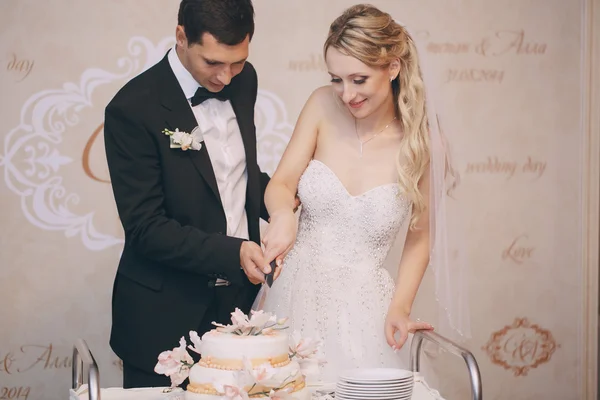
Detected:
[335,368,414,400]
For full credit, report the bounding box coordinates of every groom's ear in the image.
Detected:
[175,25,188,48]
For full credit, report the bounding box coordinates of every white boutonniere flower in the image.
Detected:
[162,126,203,151]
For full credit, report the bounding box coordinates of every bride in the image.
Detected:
[258,4,470,384]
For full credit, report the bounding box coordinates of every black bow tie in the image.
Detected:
[190,86,230,107]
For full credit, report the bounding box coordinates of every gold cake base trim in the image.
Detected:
[187,377,306,398]
[197,353,290,370]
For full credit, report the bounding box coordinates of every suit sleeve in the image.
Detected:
[104,103,246,286]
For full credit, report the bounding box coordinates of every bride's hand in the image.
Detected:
[262,210,297,279]
[384,306,433,350]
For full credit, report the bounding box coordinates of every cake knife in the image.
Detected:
[264,259,276,288]
[251,260,276,311]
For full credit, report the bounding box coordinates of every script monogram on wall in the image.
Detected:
[483,317,559,377]
[0,37,292,252]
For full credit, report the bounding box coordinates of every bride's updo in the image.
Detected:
[324,4,430,229]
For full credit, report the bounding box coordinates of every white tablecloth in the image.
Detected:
[69,374,445,400]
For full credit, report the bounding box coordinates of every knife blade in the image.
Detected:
[265,260,276,287]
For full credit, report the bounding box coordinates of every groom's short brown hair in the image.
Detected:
[177,0,255,46]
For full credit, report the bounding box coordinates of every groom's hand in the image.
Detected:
[240,241,270,285]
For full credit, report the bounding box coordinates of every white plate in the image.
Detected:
[336,385,413,394]
[335,389,413,397]
[336,396,411,400]
[335,393,411,400]
[337,383,414,392]
[339,368,413,383]
[336,387,413,395]
[335,393,412,400]
[336,383,414,391]
[339,379,414,385]
[337,381,414,387]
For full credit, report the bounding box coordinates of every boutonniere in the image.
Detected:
[162,126,203,151]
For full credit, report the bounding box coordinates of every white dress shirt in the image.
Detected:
[168,47,249,281]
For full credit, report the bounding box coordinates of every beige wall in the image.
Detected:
[0,0,598,399]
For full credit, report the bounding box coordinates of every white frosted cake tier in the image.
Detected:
[187,360,307,399]
[199,330,289,364]
[189,360,302,387]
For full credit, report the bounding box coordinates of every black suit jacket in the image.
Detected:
[104,52,268,372]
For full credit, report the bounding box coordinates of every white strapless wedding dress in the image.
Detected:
[262,159,412,385]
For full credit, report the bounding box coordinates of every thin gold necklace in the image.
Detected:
[354,116,397,157]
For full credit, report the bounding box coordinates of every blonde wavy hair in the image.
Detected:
[324,4,430,230]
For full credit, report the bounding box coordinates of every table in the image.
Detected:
[70,378,445,400]
[71,331,481,400]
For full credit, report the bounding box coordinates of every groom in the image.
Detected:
[104,0,274,388]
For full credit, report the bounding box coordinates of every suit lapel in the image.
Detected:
[230,90,259,215]
[156,54,222,206]
[229,94,256,168]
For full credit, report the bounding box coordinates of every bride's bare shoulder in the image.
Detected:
[308,85,336,105]
[302,85,343,117]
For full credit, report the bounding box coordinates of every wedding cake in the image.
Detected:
[154,309,323,399]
